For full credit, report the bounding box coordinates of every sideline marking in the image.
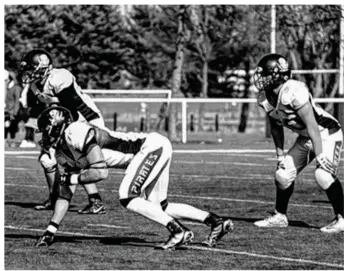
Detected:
[4,183,332,209]
[5,225,343,269]
[187,245,344,269]
[5,167,30,171]
[87,224,129,229]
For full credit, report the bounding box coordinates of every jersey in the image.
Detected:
[56,121,147,173]
[258,79,341,137]
[39,68,101,122]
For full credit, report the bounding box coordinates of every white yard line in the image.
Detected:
[87,224,129,229]
[187,246,344,269]
[5,225,342,269]
[4,183,332,209]
[5,167,32,171]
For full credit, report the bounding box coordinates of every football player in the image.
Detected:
[19,49,105,214]
[254,53,344,233]
[34,106,234,250]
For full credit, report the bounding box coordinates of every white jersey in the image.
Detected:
[56,121,147,172]
[40,68,101,122]
[258,79,341,137]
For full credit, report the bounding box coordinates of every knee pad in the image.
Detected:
[275,167,297,190]
[40,153,57,170]
[314,168,335,190]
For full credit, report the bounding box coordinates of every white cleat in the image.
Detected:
[254,212,288,228]
[19,140,36,148]
[320,215,344,233]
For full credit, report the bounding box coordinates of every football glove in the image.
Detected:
[277,155,285,170]
[35,233,54,247]
[316,153,336,175]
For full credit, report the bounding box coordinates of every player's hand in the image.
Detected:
[277,155,285,170]
[59,173,72,186]
[316,153,336,175]
[35,233,54,247]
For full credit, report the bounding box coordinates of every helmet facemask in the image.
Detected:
[20,50,52,84]
[254,54,291,106]
[37,107,73,148]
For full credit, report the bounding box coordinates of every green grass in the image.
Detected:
[4,136,344,270]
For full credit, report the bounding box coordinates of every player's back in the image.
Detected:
[58,121,147,171]
[44,68,101,122]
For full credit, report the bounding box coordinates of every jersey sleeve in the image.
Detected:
[280,81,309,110]
[64,122,95,152]
[47,69,74,95]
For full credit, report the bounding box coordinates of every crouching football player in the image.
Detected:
[253,53,344,233]
[34,106,234,249]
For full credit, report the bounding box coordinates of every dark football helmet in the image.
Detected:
[254,54,291,93]
[37,106,74,148]
[20,49,53,84]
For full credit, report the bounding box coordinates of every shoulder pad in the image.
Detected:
[48,69,74,93]
[64,121,94,152]
[279,80,309,109]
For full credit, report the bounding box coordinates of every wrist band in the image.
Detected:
[70,174,79,185]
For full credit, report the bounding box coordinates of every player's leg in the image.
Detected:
[36,148,58,210]
[255,136,312,227]
[118,133,193,250]
[78,183,106,214]
[147,156,233,247]
[316,130,344,233]
[77,116,106,214]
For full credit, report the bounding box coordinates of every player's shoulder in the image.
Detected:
[64,121,94,151]
[279,79,309,108]
[48,68,74,85]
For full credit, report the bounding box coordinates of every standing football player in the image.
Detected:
[19,49,105,214]
[253,53,344,233]
[34,106,234,249]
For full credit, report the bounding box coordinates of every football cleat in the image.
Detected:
[320,215,344,233]
[202,218,234,247]
[254,212,288,228]
[156,219,194,250]
[34,199,53,211]
[35,233,54,247]
[19,140,36,148]
[78,199,106,214]
[157,230,194,251]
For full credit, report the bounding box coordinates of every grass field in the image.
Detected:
[4,132,344,270]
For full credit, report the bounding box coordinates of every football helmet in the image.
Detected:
[20,49,53,84]
[37,106,74,148]
[254,54,291,93]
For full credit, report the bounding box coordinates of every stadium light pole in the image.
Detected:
[265,4,276,138]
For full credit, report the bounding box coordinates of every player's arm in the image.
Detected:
[269,115,285,160]
[60,130,109,186]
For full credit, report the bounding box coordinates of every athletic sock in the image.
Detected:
[204,212,222,227]
[164,202,209,222]
[325,179,344,217]
[88,193,102,201]
[275,181,294,215]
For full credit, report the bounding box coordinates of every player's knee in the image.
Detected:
[275,168,296,190]
[150,132,172,155]
[314,168,334,190]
